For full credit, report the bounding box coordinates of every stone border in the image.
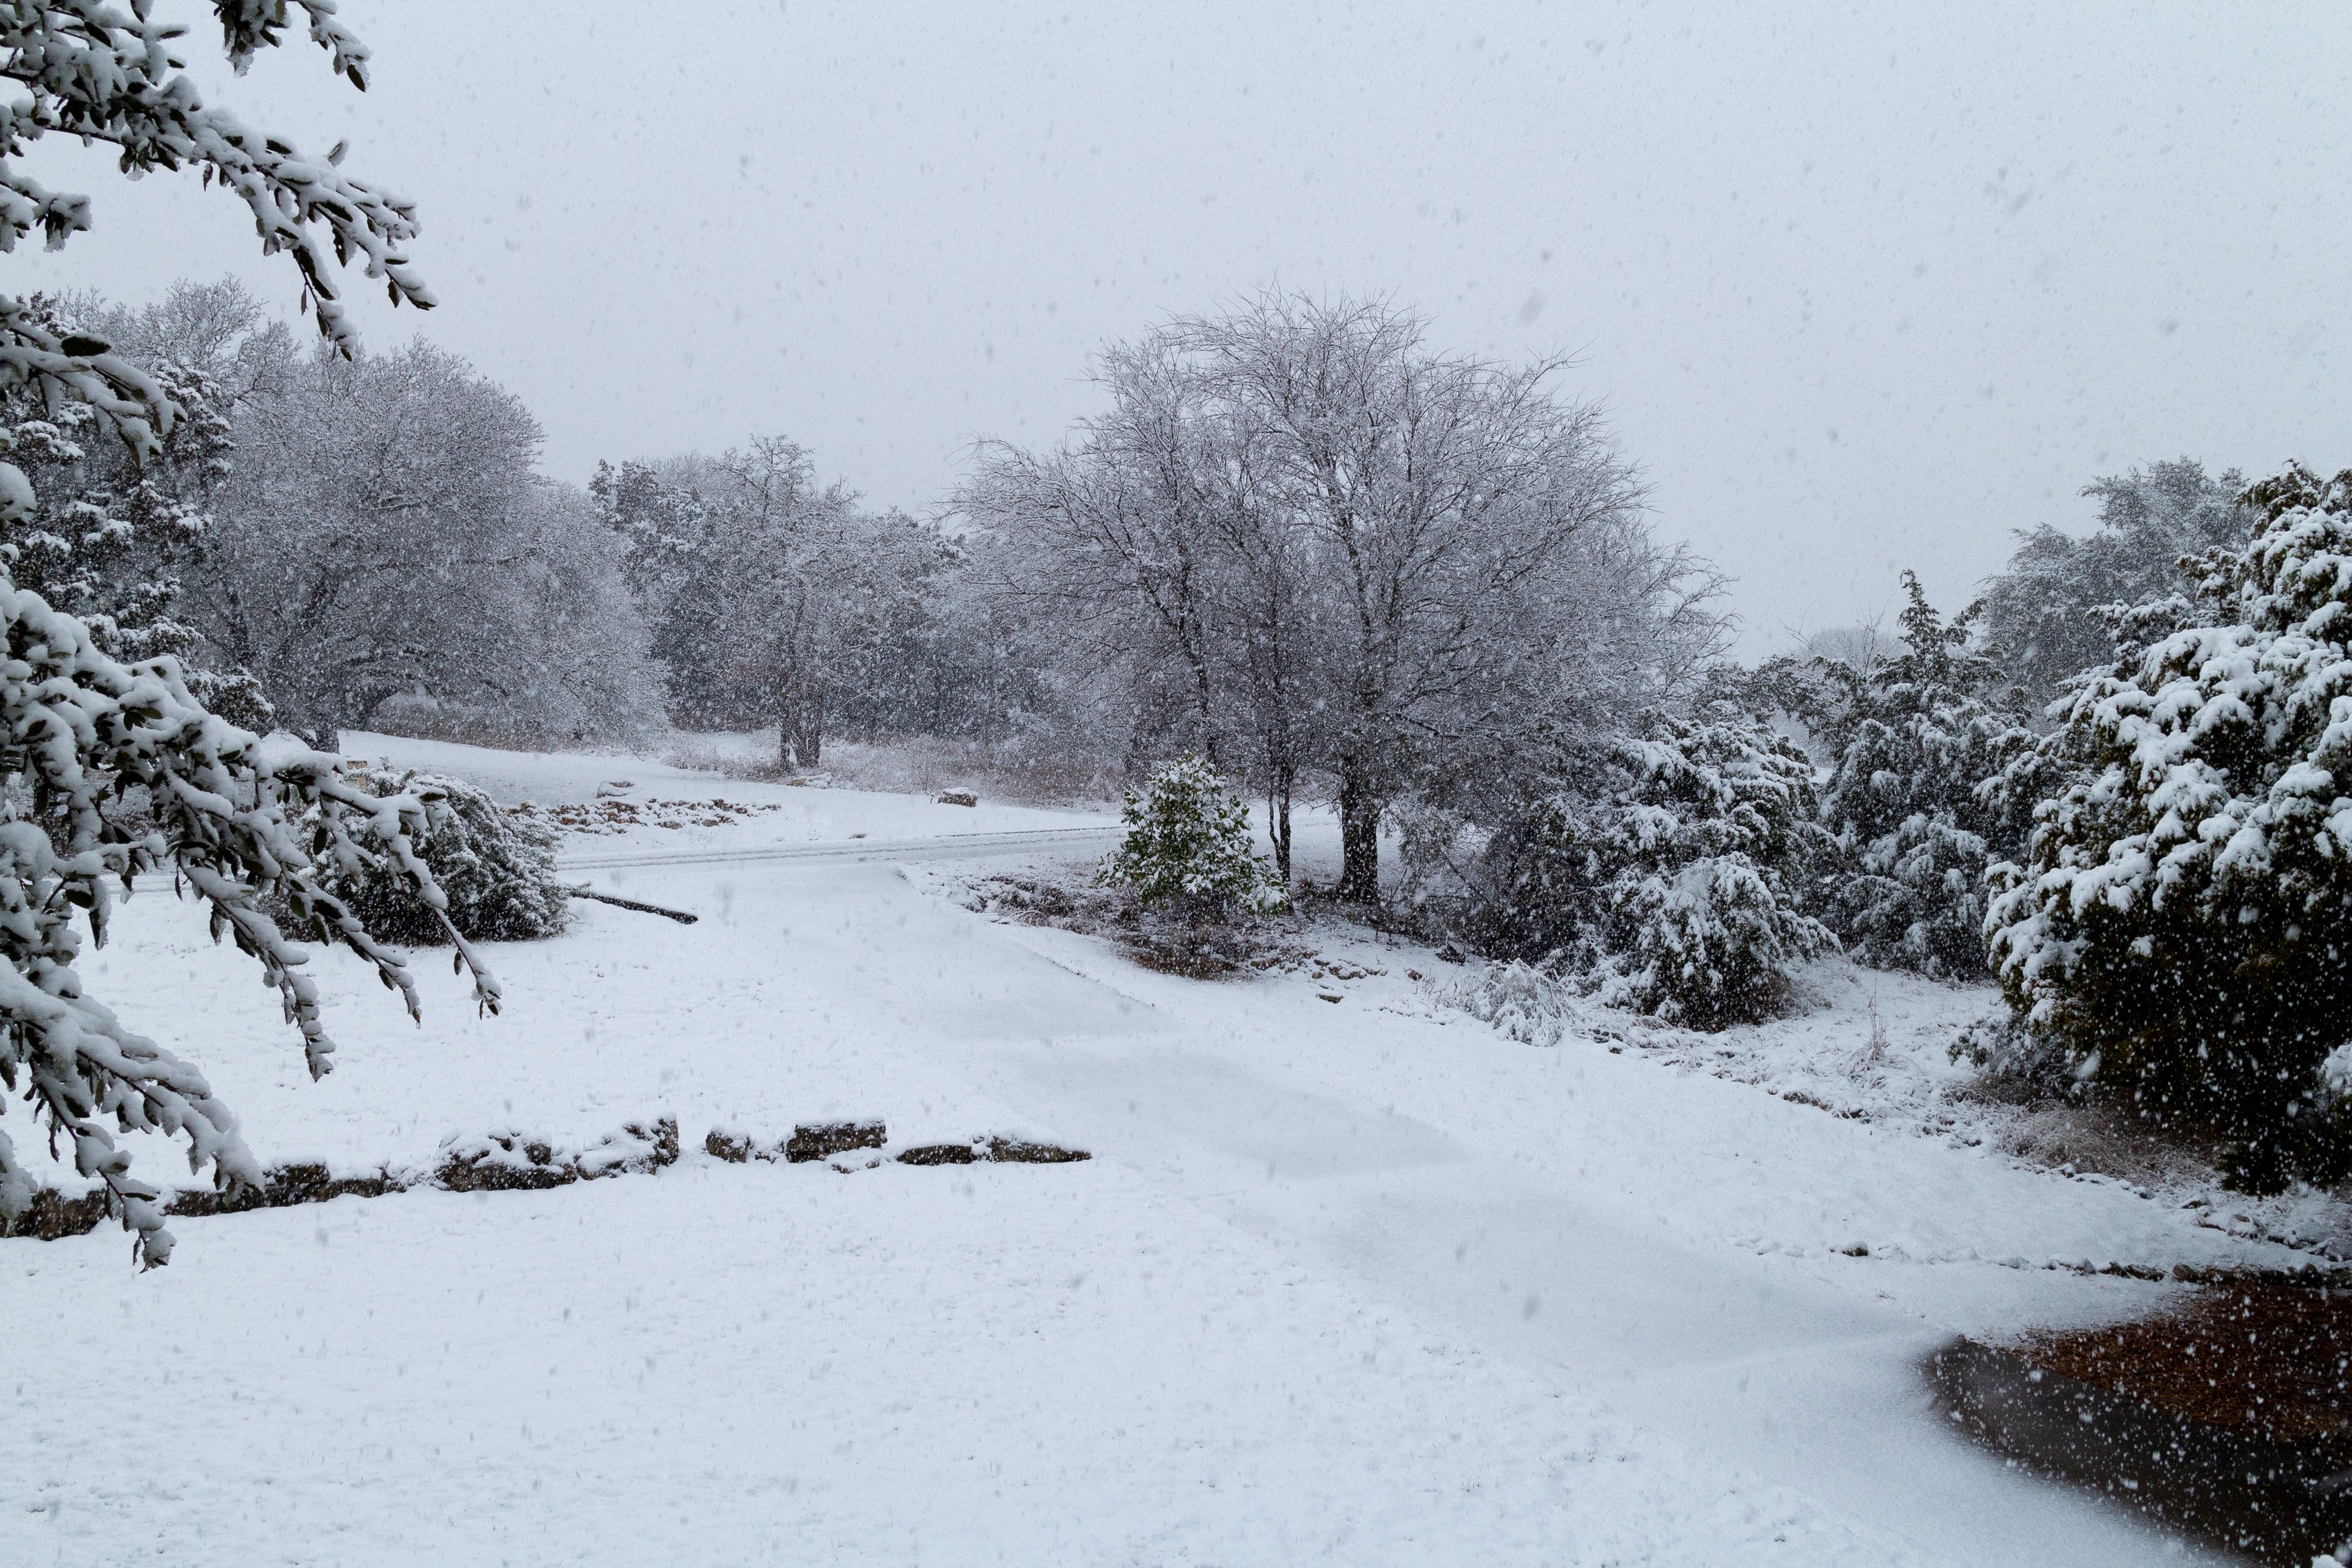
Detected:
[6,1114,1090,1244]
[3,1118,681,1242]
[705,1121,1090,1168]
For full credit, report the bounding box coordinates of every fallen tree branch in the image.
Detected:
[564,886,698,924]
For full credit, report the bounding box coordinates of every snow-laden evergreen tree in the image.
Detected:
[1978,459,2256,707]
[1096,755,1289,915]
[0,289,282,730]
[319,767,569,943]
[1983,463,2352,1190]
[0,297,223,658]
[1772,574,2035,978]
[1447,706,1834,1029]
[0,3,498,1266]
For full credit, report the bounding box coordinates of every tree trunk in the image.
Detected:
[1191,652,1220,771]
[1268,774,1293,885]
[785,672,804,775]
[794,685,824,771]
[1336,759,1379,902]
[778,651,825,773]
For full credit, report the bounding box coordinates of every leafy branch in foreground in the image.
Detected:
[0,574,499,1265]
[0,4,475,1265]
[1,1,435,352]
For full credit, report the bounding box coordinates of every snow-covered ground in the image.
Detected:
[3,735,2326,1566]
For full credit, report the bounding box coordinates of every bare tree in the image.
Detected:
[964,290,1716,901]
[1173,293,1666,898]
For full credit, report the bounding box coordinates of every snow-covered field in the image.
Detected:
[3,735,2327,1566]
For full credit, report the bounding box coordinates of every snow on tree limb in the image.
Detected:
[0,577,499,1264]
[0,3,434,353]
[0,3,497,1269]
[1983,463,2352,1189]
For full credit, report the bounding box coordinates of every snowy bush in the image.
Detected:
[1095,755,1289,915]
[315,767,570,943]
[1983,463,2352,1190]
[1443,959,1575,1047]
[1771,575,2036,978]
[1463,708,1835,1029]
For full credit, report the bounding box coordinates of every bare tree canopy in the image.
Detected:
[963,290,1724,895]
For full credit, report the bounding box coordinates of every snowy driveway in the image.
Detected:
[3,841,2242,1566]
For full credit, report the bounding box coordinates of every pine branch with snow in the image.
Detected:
[0,2,434,353]
[0,586,499,1266]
[0,1,509,1269]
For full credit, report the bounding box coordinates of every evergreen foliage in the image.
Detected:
[318,768,569,944]
[1458,708,1834,1029]
[1094,755,1289,915]
[1771,574,2036,977]
[0,297,226,663]
[0,2,495,1267]
[1983,463,2352,1190]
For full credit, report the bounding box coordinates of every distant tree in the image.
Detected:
[1978,459,2256,707]
[0,1,498,1266]
[965,292,1718,900]
[600,439,955,768]
[1984,463,2352,1191]
[178,334,654,747]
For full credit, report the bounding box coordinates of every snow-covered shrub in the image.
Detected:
[1466,708,1835,1029]
[1443,959,1574,1046]
[315,767,570,943]
[1983,463,2352,1190]
[1771,575,2037,978]
[1095,755,1289,915]
[1594,851,1832,1025]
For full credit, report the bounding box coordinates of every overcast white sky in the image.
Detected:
[15,1,2346,652]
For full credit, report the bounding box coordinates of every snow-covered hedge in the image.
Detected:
[1096,755,1289,916]
[1462,709,1835,1029]
[318,766,570,943]
[1984,463,2352,1190]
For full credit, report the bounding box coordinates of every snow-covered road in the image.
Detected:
[3,781,2272,1564]
[558,824,1126,872]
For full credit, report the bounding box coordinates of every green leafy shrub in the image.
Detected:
[1095,755,1289,916]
